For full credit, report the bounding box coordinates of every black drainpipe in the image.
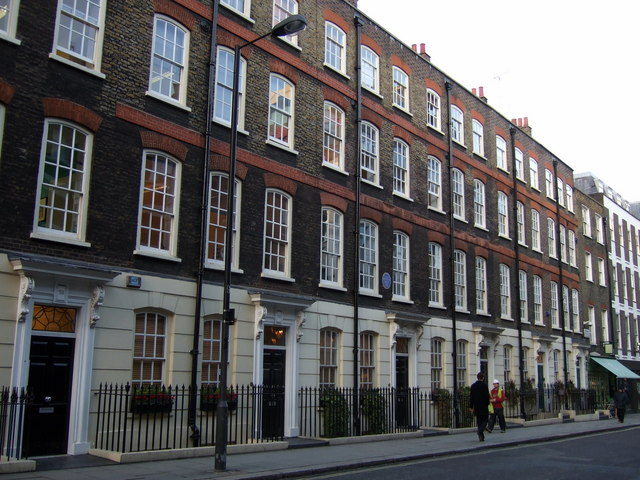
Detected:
[444,80,459,428]
[509,126,526,420]
[602,215,616,353]
[552,160,569,406]
[352,13,363,436]
[189,0,220,446]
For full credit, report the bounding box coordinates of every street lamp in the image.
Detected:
[215,13,307,472]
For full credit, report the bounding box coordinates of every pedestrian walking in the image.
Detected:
[469,372,491,441]
[487,379,506,433]
[613,386,630,423]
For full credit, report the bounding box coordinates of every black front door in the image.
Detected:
[262,348,285,438]
[25,336,75,456]
[395,354,409,427]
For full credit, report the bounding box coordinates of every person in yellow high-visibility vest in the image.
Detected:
[487,379,506,433]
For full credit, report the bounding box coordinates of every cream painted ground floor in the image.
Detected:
[0,252,593,456]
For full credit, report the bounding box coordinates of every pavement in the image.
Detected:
[2,413,638,480]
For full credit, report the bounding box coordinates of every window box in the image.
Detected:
[200,387,238,412]
[130,389,174,414]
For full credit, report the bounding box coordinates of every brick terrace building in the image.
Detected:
[0,0,632,455]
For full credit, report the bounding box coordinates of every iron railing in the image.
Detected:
[93,383,283,453]
[0,387,28,462]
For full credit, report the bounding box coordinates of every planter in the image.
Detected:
[131,398,173,414]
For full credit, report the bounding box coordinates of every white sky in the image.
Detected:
[358,0,640,202]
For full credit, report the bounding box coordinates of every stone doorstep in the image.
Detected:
[0,458,37,474]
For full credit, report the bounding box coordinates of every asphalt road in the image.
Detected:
[300,426,640,480]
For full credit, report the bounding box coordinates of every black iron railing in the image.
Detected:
[0,387,28,462]
[93,383,283,453]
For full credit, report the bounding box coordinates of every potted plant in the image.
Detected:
[130,385,174,414]
[200,385,238,412]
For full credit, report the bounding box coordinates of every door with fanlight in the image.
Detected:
[24,305,77,456]
[262,326,286,438]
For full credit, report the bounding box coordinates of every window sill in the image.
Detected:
[392,296,414,304]
[49,53,106,79]
[204,262,243,274]
[359,290,382,298]
[497,166,510,175]
[322,162,349,175]
[498,234,512,241]
[276,35,302,51]
[134,249,182,262]
[265,139,299,155]
[454,215,467,224]
[0,33,21,46]
[220,3,255,23]
[319,283,347,292]
[261,272,295,283]
[501,316,514,322]
[474,225,489,231]
[426,125,445,136]
[30,231,91,248]
[212,117,249,136]
[452,139,466,149]
[323,63,350,80]
[455,308,470,314]
[518,241,528,248]
[429,303,446,310]
[476,311,491,317]
[392,191,413,202]
[363,86,383,99]
[361,178,383,189]
[472,152,487,161]
[392,104,412,117]
[145,91,192,112]
[427,206,446,215]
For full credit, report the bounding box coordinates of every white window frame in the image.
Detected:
[531,209,541,251]
[431,338,443,391]
[361,45,379,94]
[323,102,345,171]
[571,289,580,333]
[324,21,346,74]
[560,225,567,263]
[427,156,442,211]
[550,281,559,328]
[548,218,556,258]
[392,139,410,198]
[533,275,543,324]
[563,285,570,330]
[457,340,468,389]
[584,252,596,282]
[515,148,524,180]
[133,311,167,386]
[262,189,292,279]
[393,231,410,301]
[136,150,181,258]
[392,66,409,111]
[517,201,526,245]
[454,250,467,311]
[319,328,338,388]
[148,15,189,106]
[33,119,92,245]
[566,184,574,212]
[476,256,488,314]
[503,345,513,382]
[472,119,484,156]
[595,214,604,244]
[429,242,443,307]
[273,0,300,46]
[452,168,465,220]
[268,74,295,150]
[0,0,20,42]
[360,122,379,186]
[598,257,606,286]
[213,46,246,128]
[359,332,375,389]
[568,230,577,266]
[500,263,511,319]
[359,220,378,295]
[427,89,441,131]
[582,206,592,237]
[557,178,565,207]
[201,316,222,385]
[498,192,509,238]
[473,179,486,229]
[545,169,554,199]
[320,207,343,288]
[221,0,251,18]
[496,135,508,171]
[450,105,464,144]
[529,157,539,190]
[51,0,106,74]
[206,172,241,269]
[519,270,528,323]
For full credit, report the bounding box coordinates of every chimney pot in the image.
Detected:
[411,44,417,52]
[420,43,426,54]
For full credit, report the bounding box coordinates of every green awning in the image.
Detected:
[591,356,640,379]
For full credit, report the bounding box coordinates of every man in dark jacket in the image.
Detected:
[613,386,630,423]
[469,372,491,441]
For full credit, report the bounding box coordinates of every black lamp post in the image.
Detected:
[214,13,307,472]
